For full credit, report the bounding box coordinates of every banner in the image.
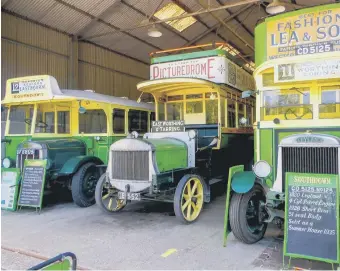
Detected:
[267,7,340,60]
[274,59,340,82]
[150,56,255,91]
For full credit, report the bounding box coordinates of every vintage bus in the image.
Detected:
[227,3,340,244]
[95,44,256,223]
[1,75,154,208]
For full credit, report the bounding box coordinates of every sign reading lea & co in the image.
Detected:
[267,7,340,60]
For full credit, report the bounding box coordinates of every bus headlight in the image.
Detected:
[2,157,13,168]
[253,160,271,178]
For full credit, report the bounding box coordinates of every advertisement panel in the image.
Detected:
[267,7,340,60]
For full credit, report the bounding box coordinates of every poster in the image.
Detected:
[1,168,20,211]
[267,7,340,60]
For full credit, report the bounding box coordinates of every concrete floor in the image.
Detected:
[1,194,335,270]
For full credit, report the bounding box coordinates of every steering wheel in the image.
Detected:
[284,107,312,120]
[36,121,48,128]
[24,118,32,125]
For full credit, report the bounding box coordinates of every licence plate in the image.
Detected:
[118,192,141,201]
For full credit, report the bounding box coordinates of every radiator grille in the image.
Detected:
[111,151,149,181]
[281,147,339,190]
[17,150,40,172]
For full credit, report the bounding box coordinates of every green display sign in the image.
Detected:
[1,168,21,211]
[18,159,47,210]
[284,172,339,264]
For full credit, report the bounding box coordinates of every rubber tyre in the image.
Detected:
[71,162,100,207]
[229,184,267,244]
[95,173,125,214]
[174,174,205,224]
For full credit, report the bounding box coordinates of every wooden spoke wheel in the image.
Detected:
[174,174,204,223]
[95,174,125,213]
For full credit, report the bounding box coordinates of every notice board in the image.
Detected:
[284,172,339,263]
[18,159,47,209]
[1,168,20,211]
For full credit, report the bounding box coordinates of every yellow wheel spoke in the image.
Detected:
[186,200,192,219]
[191,181,198,195]
[181,199,191,211]
[194,193,203,198]
[183,194,190,200]
[108,198,113,210]
[187,182,192,197]
[191,202,197,211]
[102,193,110,200]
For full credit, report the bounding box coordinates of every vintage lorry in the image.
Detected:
[95,44,257,223]
[1,75,154,207]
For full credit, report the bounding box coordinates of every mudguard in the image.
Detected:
[231,171,256,194]
[58,156,103,175]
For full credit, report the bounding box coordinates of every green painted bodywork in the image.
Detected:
[151,49,227,64]
[231,171,256,193]
[258,128,340,179]
[59,155,103,175]
[146,138,187,172]
[254,3,339,67]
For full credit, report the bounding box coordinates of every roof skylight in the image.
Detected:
[154,3,197,32]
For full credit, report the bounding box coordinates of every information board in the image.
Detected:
[284,172,339,263]
[1,168,20,211]
[151,120,185,133]
[18,159,47,209]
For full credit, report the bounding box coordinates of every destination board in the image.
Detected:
[284,172,339,263]
[18,159,47,209]
[151,120,185,133]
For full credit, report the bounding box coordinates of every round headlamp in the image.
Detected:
[2,157,12,168]
[131,131,139,139]
[253,160,271,178]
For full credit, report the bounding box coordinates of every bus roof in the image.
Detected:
[2,75,154,111]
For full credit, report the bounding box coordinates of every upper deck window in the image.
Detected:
[79,109,107,134]
[319,86,340,119]
[8,105,34,135]
[261,88,312,121]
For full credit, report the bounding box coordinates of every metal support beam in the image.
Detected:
[81,0,261,40]
[68,36,78,89]
[76,0,121,37]
[184,4,254,46]
[53,0,162,51]
[196,0,254,51]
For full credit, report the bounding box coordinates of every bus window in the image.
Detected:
[8,105,34,134]
[57,111,70,134]
[128,110,148,133]
[167,103,183,120]
[79,109,107,133]
[227,100,236,128]
[113,108,125,134]
[35,104,55,133]
[206,99,218,124]
[238,103,245,122]
[319,86,340,119]
[262,88,312,120]
[186,101,203,114]
[246,105,252,124]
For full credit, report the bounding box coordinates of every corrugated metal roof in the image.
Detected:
[2,0,338,66]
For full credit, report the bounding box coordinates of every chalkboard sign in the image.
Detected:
[18,159,47,209]
[284,172,339,263]
[151,120,185,133]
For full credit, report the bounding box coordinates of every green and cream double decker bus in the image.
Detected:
[228,3,340,244]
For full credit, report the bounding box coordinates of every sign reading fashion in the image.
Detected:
[267,7,340,60]
[150,56,255,91]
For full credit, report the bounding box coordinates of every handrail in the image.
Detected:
[28,252,77,270]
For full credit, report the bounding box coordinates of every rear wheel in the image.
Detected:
[229,184,267,244]
[174,175,204,224]
[71,162,100,207]
[95,173,125,213]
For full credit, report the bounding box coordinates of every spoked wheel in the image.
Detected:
[229,184,267,244]
[95,174,125,213]
[174,174,204,224]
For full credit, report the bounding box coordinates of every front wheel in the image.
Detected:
[95,173,125,213]
[229,184,267,244]
[174,174,205,224]
[71,162,101,207]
